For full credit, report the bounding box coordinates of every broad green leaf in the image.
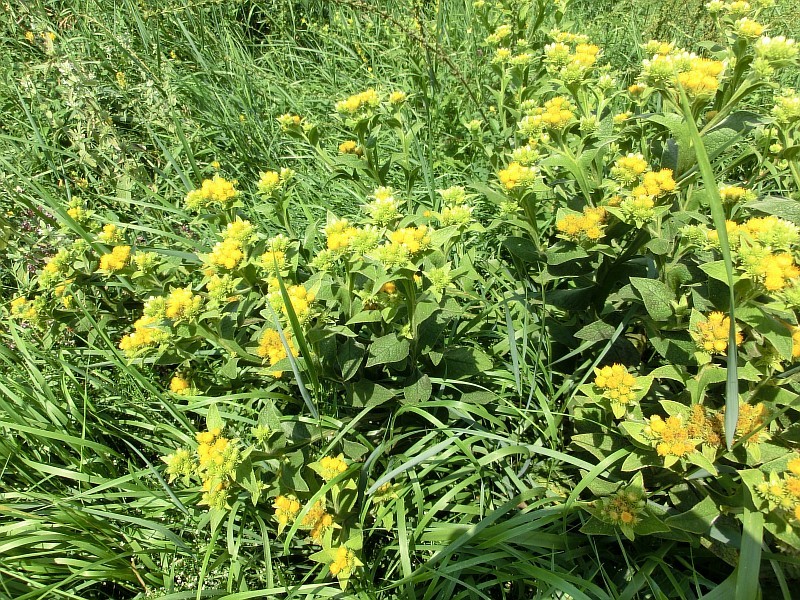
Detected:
[630,277,673,321]
[366,334,410,367]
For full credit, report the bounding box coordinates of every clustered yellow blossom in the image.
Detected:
[692,311,743,353]
[610,153,649,185]
[325,218,358,252]
[687,402,769,448]
[735,17,764,39]
[740,250,800,291]
[594,486,646,529]
[644,414,698,458]
[267,283,315,322]
[335,88,381,116]
[364,187,401,225]
[594,364,638,406]
[634,169,676,197]
[756,456,800,524]
[118,314,170,356]
[773,89,800,124]
[206,274,239,304]
[169,374,191,394]
[257,167,294,195]
[98,223,123,243]
[638,44,726,99]
[208,238,245,270]
[10,297,40,322]
[185,175,239,211]
[338,140,363,156]
[98,245,131,272]
[277,113,303,130]
[163,448,194,483]
[519,96,575,134]
[273,495,301,531]
[388,226,432,255]
[719,185,755,203]
[181,428,238,510]
[318,455,348,480]
[256,329,296,377]
[165,286,203,322]
[498,161,538,190]
[556,206,607,242]
[302,500,334,543]
[329,546,362,580]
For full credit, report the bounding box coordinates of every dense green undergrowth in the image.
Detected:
[2,0,800,598]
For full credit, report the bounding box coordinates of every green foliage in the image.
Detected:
[2,0,800,598]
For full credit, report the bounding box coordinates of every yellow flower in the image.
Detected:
[273,495,301,529]
[256,329,295,377]
[301,500,334,543]
[388,226,432,255]
[208,238,245,270]
[611,153,648,185]
[644,415,698,458]
[318,455,348,480]
[165,286,203,322]
[693,311,742,354]
[498,162,538,190]
[594,364,638,405]
[98,245,131,272]
[169,375,191,394]
[184,175,238,210]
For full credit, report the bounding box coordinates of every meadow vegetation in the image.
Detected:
[1,0,800,598]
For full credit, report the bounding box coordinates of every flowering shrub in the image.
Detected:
[3,0,800,596]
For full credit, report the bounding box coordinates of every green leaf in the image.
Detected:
[665,495,719,534]
[206,404,223,431]
[440,346,493,378]
[575,321,616,342]
[735,508,764,600]
[220,357,239,379]
[678,87,739,450]
[366,334,410,367]
[502,236,542,263]
[338,338,365,381]
[630,277,673,321]
[403,372,432,404]
[699,261,742,285]
[580,516,617,536]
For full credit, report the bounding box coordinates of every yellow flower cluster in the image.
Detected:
[335,88,381,115]
[10,297,39,322]
[556,206,607,241]
[163,448,194,483]
[644,414,698,458]
[593,364,638,405]
[329,546,360,578]
[687,402,768,448]
[610,153,648,185]
[118,314,170,356]
[338,140,363,156]
[318,455,348,480]
[302,500,334,543]
[98,223,123,243]
[521,97,575,132]
[719,185,755,203]
[208,238,244,270]
[273,495,301,530]
[756,458,800,523]
[184,175,239,211]
[634,169,676,197]
[676,57,725,99]
[98,245,131,272]
[257,168,293,195]
[735,17,764,39]
[325,218,358,251]
[687,404,724,448]
[169,374,191,394]
[746,252,800,291]
[595,486,646,528]
[256,329,295,377]
[197,428,239,480]
[498,161,538,190]
[388,226,432,255]
[165,286,203,322]
[693,311,743,353]
[277,113,303,130]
